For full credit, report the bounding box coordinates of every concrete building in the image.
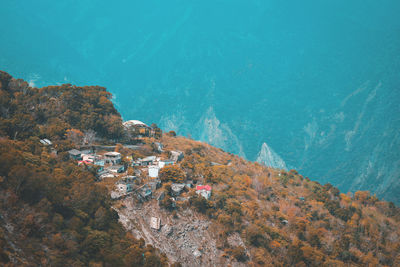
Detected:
[196,185,212,200]
[150,217,161,230]
[148,165,160,178]
[104,152,121,164]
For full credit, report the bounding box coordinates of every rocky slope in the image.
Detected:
[109,134,400,267]
[116,199,244,267]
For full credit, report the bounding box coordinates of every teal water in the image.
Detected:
[1,1,400,202]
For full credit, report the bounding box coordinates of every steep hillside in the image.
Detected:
[0,70,124,142]
[0,72,399,266]
[2,0,400,203]
[113,134,400,266]
[0,72,167,266]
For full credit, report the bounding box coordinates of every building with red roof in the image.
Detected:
[196,184,212,199]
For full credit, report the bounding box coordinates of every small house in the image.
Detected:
[106,165,125,173]
[140,156,157,166]
[104,152,121,164]
[40,139,52,146]
[80,148,94,155]
[158,160,174,168]
[93,159,105,167]
[140,185,152,199]
[68,149,82,160]
[132,160,141,167]
[116,180,134,194]
[148,165,160,178]
[196,185,212,200]
[150,217,161,230]
[148,179,161,191]
[171,183,185,196]
[82,154,95,163]
[97,170,114,179]
[123,120,151,137]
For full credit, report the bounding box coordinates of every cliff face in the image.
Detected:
[160,107,245,158]
[256,142,287,170]
[295,82,400,203]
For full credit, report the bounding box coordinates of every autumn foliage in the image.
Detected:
[0,72,166,266]
[1,71,400,266]
[158,134,400,266]
[0,71,124,142]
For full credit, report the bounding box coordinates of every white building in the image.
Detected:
[196,185,212,200]
[148,165,160,178]
[150,217,161,230]
[40,139,52,146]
[158,160,174,168]
[123,120,148,128]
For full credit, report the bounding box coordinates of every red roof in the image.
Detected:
[78,160,93,165]
[196,185,211,191]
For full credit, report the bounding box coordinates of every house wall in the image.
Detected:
[148,166,159,178]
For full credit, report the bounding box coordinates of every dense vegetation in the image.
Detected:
[0,71,167,266]
[155,135,400,266]
[0,71,124,142]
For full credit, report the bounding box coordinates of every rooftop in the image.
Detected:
[40,139,52,145]
[141,156,157,162]
[107,165,124,170]
[196,185,212,191]
[104,152,121,156]
[123,120,148,127]
[68,149,81,155]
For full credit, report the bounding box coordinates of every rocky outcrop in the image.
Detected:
[116,198,247,267]
[256,142,287,170]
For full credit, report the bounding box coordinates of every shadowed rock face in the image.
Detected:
[1,1,400,202]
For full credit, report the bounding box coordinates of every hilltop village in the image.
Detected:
[41,120,223,265]
[63,121,212,227]
[64,120,209,194]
